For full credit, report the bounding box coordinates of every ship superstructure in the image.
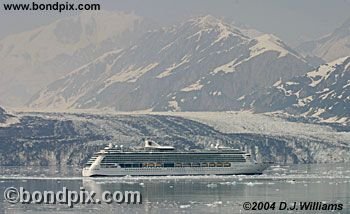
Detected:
[82,140,269,177]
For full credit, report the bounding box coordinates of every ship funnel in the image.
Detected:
[145,140,160,147]
[144,140,175,150]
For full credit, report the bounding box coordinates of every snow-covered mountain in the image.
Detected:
[29,15,312,111]
[240,56,350,124]
[0,11,144,107]
[230,21,264,38]
[297,17,350,61]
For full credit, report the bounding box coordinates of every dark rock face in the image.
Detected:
[0,106,13,123]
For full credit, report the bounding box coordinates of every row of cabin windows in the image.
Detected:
[99,162,233,168]
[101,158,246,163]
[102,155,245,158]
[105,154,244,157]
[101,156,246,160]
[106,152,245,155]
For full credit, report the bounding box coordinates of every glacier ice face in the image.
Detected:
[0,110,349,166]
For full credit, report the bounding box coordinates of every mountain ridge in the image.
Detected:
[240,56,350,124]
[297,17,350,61]
[28,15,312,112]
[0,11,145,107]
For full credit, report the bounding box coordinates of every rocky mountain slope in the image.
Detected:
[0,111,349,166]
[0,11,144,107]
[29,15,312,111]
[240,56,350,124]
[0,106,17,125]
[0,106,9,123]
[297,17,350,61]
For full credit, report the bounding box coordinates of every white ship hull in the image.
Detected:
[82,162,269,177]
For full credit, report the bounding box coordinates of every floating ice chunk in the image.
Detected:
[207,183,218,188]
[245,182,263,186]
[180,204,191,209]
[286,180,296,184]
[206,201,223,207]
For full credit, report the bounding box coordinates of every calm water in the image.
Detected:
[0,164,349,214]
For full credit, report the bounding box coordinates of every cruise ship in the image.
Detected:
[82,140,270,177]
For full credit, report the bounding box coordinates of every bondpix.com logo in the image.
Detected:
[4,186,142,208]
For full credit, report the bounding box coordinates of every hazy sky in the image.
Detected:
[1,0,350,46]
